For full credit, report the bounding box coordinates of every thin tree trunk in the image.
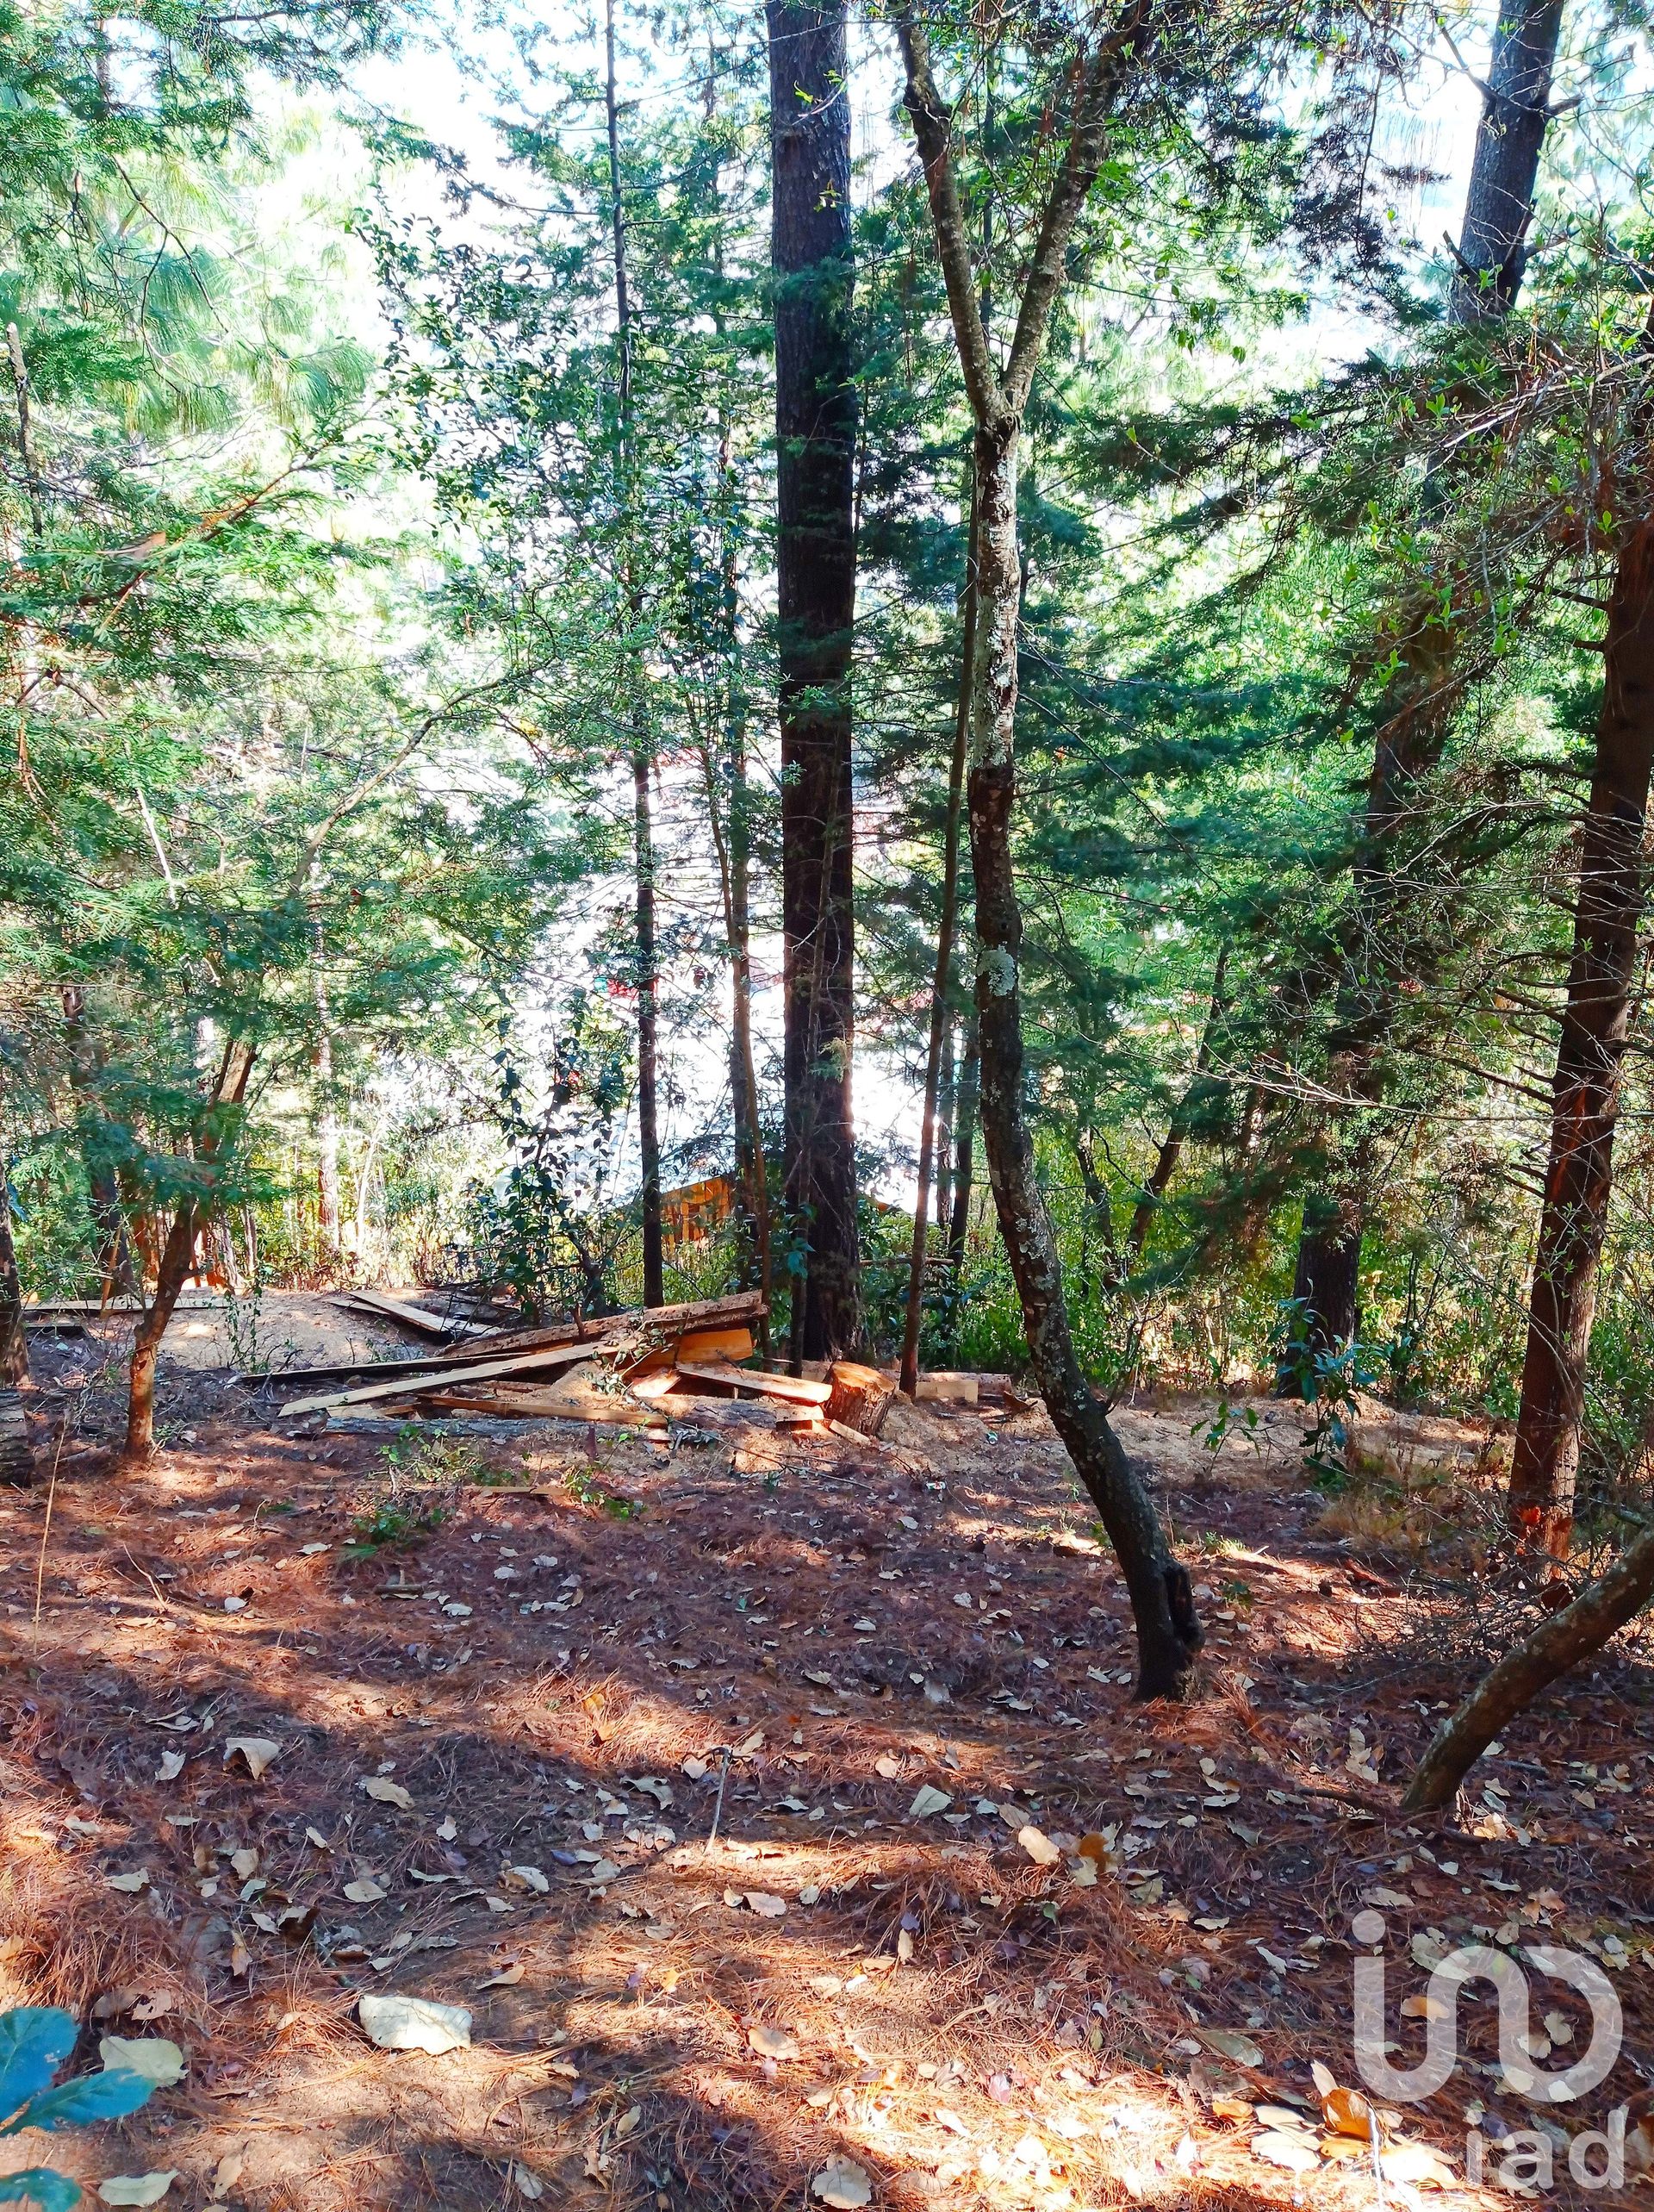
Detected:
[1403,1521,1654,1811]
[719,416,772,1335]
[1126,943,1230,1262]
[768,0,860,1363]
[633,745,664,1306]
[900,477,979,1396]
[948,999,979,1298]
[59,983,137,1298]
[125,1041,255,1461]
[1073,1131,1122,1288]
[606,0,664,1310]
[0,1176,28,1389]
[898,5,1202,1699]
[1508,520,1654,1555]
[308,888,341,1262]
[1286,0,1567,1344]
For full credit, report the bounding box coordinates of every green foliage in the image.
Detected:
[0,2004,160,2211]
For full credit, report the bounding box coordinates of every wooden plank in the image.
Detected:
[336,1290,491,1337]
[279,1337,617,1419]
[419,1388,667,1428]
[233,1352,475,1389]
[674,1361,831,1406]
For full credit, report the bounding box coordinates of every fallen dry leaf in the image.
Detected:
[358,1993,472,2054]
[748,2024,801,2060]
[97,2176,178,2207]
[361,1777,413,1810]
[908,1784,951,1819]
[224,1737,281,1780]
[99,2037,185,2087]
[812,2155,873,2208]
[1017,1825,1060,1867]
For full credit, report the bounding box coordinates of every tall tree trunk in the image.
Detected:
[768,0,860,1363]
[1286,0,1567,1345]
[308,888,341,1263]
[898,6,1202,1699]
[0,1175,28,1389]
[948,999,979,1302]
[1508,520,1654,1555]
[633,744,664,1306]
[720,408,772,1334]
[125,1042,254,1461]
[59,983,137,1298]
[900,477,978,1396]
[1125,943,1230,1263]
[606,0,664,1310]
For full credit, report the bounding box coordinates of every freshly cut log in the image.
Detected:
[279,1337,614,1418]
[674,1361,831,1406]
[825,1361,895,1436]
[337,1290,490,1338]
[0,1392,33,1486]
[914,1372,978,1405]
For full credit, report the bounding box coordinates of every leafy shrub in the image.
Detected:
[0,2004,159,2210]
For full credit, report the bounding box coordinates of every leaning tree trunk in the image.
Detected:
[947,999,979,1301]
[768,0,860,1364]
[898,0,1200,1698]
[0,1186,29,1485]
[968,420,1203,1698]
[1508,522,1654,1555]
[1285,0,1568,1344]
[1404,1520,1654,1810]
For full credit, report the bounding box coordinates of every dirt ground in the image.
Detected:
[1,1310,1651,2212]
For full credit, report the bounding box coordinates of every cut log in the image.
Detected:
[674,1361,831,1406]
[419,1386,668,1428]
[278,1337,617,1418]
[914,1371,978,1405]
[826,1361,896,1436]
[0,1392,34,1487]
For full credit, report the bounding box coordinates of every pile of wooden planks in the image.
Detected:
[254,1283,1034,1453]
[271,1290,905,1441]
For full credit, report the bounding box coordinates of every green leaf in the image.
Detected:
[12,2071,154,2134]
[0,2014,79,2126]
[0,2169,83,2212]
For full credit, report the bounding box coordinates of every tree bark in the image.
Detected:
[1508,520,1654,1556]
[1126,943,1230,1263]
[308,889,341,1263]
[1403,1521,1654,1811]
[898,4,1201,1700]
[1284,0,1567,1335]
[606,0,664,1310]
[900,476,978,1396]
[125,1040,255,1461]
[768,0,860,1364]
[947,1000,979,1301]
[0,1177,28,1390]
[59,983,137,1298]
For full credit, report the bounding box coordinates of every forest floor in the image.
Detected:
[1,1315,1651,2212]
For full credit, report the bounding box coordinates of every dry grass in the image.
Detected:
[0,1367,1646,2211]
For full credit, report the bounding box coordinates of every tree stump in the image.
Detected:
[0,1392,34,1487]
[825,1361,894,1437]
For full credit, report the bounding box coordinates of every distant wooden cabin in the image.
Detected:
[662,1175,737,1248]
